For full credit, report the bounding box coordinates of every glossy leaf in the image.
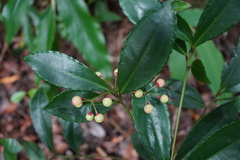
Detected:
[171,0,191,12]
[57,0,112,79]
[221,39,240,93]
[131,132,155,160]
[119,0,161,24]
[179,8,203,27]
[176,15,193,43]
[23,140,46,160]
[0,138,23,153]
[176,97,240,160]
[132,83,171,160]
[193,0,240,47]
[10,91,26,103]
[1,0,33,44]
[24,51,109,92]
[196,41,224,94]
[191,59,211,83]
[118,1,176,93]
[32,7,55,52]
[60,119,82,152]
[187,121,240,160]
[30,88,54,152]
[166,79,204,108]
[3,150,17,160]
[44,90,114,123]
[173,38,187,55]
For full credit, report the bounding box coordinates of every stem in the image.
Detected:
[118,96,134,121]
[51,0,56,11]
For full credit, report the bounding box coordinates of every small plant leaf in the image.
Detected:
[0,138,23,153]
[1,0,33,44]
[193,0,240,47]
[176,96,240,160]
[171,0,191,12]
[132,83,171,160]
[10,91,26,103]
[131,132,155,160]
[221,39,240,93]
[23,140,46,160]
[3,150,17,160]
[119,0,161,24]
[44,90,114,123]
[57,0,112,79]
[179,8,203,27]
[59,119,83,152]
[30,88,54,152]
[176,15,193,43]
[173,38,187,55]
[118,1,176,93]
[191,59,211,83]
[24,51,109,92]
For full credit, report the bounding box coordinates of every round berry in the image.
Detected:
[156,79,165,87]
[160,95,169,103]
[95,71,102,78]
[114,69,118,76]
[144,104,154,114]
[102,97,112,107]
[86,113,94,121]
[94,113,104,123]
[135,89,144,98]
[72,96,82,108]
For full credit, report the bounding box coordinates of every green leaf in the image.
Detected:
[131,132,155,160]
[22,16,34,50]
[171,0,191,12]
[23,140,46,160]
[1,0,33,44]
[27,89,37,99]
[119,0,161,24]
[59,119,82,152]
[196,41,224,94]
[0,138,23,153]
[193,0,240,47]
[176,15,193,43]
[57,0,112,79]
[191,59,211,83]
[44,90,114,123]
[179,8,203,27]
[166,79,204,108]
[31,7,56,52]
[10,91,26,103]
[30,88,54,152]
[221,39,240,93]
[118,1,176,93]
[132,83,171,160]
[187,121,240,160]
[176,97,240,160]
[24,51,109,92]
[3,150,17,160]
[173,38,187,55]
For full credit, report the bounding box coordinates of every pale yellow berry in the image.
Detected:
[72,96,82,108]
[114,69,118,76]
[94,113,104,123]
[86,113,94,121]
[156,79,165,87]
[135,89,144,98]
[102,97,112,107]
[144,104,154,114]
[160,95,169,103]
[95,71,102,78]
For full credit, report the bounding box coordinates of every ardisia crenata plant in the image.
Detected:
[2,0,239,159]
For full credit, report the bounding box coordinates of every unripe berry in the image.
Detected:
[95,71,102,78]
[94,113,104,123]
[114,69,118,76]
[156,79,165,87]
[72,96,82,108]
[86,113,94,121]
[144,104,154,114]
[160,95,169,103]
[102,97,112,107]
[135,89,144,98]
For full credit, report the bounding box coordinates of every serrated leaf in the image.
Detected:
[59,119,82,152]
[2,0,33,44]
[176,97,240,160]
[173,38,187,55]
[23,140,46,160]
[131,132,155,160]
[171,0,191,12]
[191,59,211,83]
[132,83,171,160]
[44,90,114,123]
[166,79,204,108]
[24,51,109,92]
[196,41,224,94]
[119,0,161,24]
[10,91,26,103]
[193,0,240,47]
[176,15,193,43]
[57,0,112,79]
[30,88,54,152]
[118,1,176,93]
[221,39,240,93]
[187,121,240,160]
[0,138,23,153]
